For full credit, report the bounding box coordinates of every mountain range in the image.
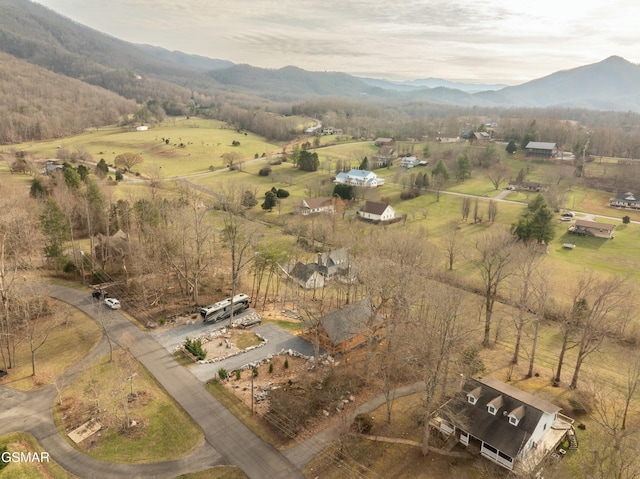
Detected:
[2,0,640,112]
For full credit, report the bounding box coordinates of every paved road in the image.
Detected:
[4,284,305,479]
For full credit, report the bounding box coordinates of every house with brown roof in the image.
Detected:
[295,197,335,215]
[370,146,396,169]
[434,377,575,473]
[568,219,616,238]
[306,298,382,354]
[357,201,397,223]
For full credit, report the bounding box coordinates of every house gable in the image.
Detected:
[442,377,561,462]
[308,298,382,353]
[358,201,396,222]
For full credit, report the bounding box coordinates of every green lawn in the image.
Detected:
[0,432,79,479]
[53,351,203,464]
[0,299,102,391]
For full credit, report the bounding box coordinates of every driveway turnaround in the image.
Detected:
[11,284,307,479]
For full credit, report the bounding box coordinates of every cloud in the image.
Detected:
[33,0,640,83]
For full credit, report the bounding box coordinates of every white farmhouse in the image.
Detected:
[334,169,384,187]
[357,201,397,222]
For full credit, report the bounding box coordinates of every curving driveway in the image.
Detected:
[2,284,305,479]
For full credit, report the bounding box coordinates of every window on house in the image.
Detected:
[488,405,496,415]
[509,416,518,426]
[498,451,513,462]
[543,423,547,430]
[467,395,476,405]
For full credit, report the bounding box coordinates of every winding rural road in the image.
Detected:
[2,284,305,479]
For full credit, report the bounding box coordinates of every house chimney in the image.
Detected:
[317,253,323,266]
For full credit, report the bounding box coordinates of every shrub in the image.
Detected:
[184,337,207,360]
[284,358,289,369]
[400,190,420,200]
[252,366,259,377]
[353,413,374,434]
[259,166,272,176]
[276,189,290,198]
[235,370,241,380]
[218,368,228,380]
[269,363,274,374]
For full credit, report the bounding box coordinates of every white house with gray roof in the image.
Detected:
[435,377,575,473]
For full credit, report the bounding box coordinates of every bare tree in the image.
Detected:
[404,283,472,456]
[486,163,509,190]
[582,375,640,479]
[443,221,461,271]
[114,152,143,171]
[461,197,471,221]
[569,274,630,389]
[472,229,517,347]
[162,182,217,304]
[217,184,259,319]
[510,244,546,365]
[23,295,58,376]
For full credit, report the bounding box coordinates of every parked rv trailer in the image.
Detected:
[200,294,250,322]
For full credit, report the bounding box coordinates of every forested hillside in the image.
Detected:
[0,52,135,143]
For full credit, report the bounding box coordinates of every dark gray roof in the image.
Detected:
[290,262,318,282]
[615,191,640,202]
[443,377,561,459]
[360,201,390,215]
[525,141,557,150]
[320,248,348,269]
[318,298,379,346]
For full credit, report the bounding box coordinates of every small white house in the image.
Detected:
[136,125,148,131]
[400,156,426,168]
[334,169,384,188]
[357,201,397,222]
[296,197,335,216]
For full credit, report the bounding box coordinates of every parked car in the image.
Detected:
[561,217,573,222]
[561,211,575,217]
[104,298,121,309]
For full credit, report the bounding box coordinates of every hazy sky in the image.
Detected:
[33,0,640,85]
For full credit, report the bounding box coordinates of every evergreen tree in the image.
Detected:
[359,156,369,170]
[456,154,471,181]
[96,158,109,178]
[506,139,518,154]
[333,184,355,200]
[40,198,71,265]
[512,194,555,244]
[262,191,277,211]
[298,150,319,171]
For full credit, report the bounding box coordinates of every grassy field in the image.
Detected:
[0,299,102,391]
[53,351,203,464]
[0,432,79,479]
[8,118,282,178]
